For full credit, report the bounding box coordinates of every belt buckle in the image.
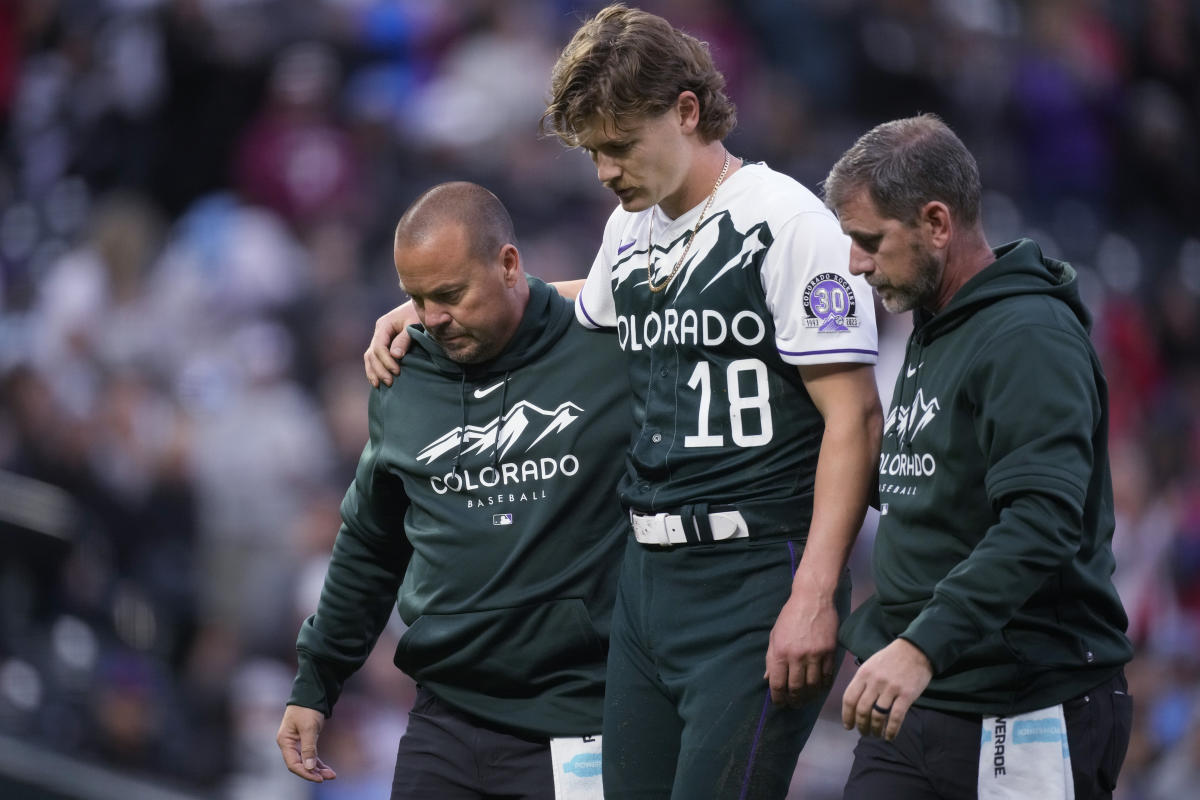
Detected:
[631,510,673,546]
[709,510,749,541]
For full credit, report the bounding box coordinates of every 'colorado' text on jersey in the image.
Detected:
[576,163,878,522]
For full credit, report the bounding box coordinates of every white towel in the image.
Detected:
[550,735,604,800]
[978,705,1074,800]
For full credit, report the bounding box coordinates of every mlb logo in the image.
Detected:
[493,514,513,526]
[880,503,889,516]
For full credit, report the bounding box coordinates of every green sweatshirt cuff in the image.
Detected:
[900,599,980,675]
[286,654,338,717]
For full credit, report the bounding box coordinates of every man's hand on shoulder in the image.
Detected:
[365,302,419,387]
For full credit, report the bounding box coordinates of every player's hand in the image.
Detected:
[764,591,839,707]
[365,302,419,387]
[277,704,338,783]
[841,638,932,741]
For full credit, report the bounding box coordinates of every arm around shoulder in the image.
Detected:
[365,301,421,387]
[550,279,585,300]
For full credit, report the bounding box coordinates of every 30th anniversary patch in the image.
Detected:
[803,272,860,333]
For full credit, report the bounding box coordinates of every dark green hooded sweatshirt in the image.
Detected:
[840,239,1132,715]
[288,278,632,737]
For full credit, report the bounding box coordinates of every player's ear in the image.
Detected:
[675,91,700,134]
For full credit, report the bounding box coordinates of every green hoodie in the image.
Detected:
[840,239,1132,715]
[288,278,632,737]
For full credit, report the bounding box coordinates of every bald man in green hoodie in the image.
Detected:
[823,114,1134,800]
[277,182,630,799]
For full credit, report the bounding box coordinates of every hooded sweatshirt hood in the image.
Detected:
[915,239,1091,340]
[892,239,1090,453]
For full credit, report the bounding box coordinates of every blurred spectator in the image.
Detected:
[1010,0,1125,220]
[233,41,362,229]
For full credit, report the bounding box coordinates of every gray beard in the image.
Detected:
[877,249,941,314]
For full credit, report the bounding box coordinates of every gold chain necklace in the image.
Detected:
[646,151,732,293]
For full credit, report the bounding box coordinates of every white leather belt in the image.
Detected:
[629,509,750,546]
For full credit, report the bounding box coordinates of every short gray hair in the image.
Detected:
[823,114,981,226]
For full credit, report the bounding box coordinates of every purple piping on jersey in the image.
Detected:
[778,347,879,357]
[577,295,601,328]
[738,541,799,799]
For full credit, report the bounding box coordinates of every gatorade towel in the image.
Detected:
[978,705,1074,800]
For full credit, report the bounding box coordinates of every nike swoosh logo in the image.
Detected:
[617,239,636,254]
[474,381,504,399]
[906,362,925,378]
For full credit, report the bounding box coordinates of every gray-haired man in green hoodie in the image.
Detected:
[823,115,1133,800]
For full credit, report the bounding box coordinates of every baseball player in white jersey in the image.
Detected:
[365,5,883,798]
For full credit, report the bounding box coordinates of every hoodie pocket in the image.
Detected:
[395,598,606,693]
[1002,626,1091,668]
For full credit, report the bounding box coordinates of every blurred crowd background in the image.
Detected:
[0,0,1196,798]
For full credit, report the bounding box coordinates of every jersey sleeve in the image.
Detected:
[575,208,622,329]
[762,211,878,366]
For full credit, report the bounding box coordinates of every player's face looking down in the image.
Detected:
[394,223,523,364]
[576,94,699,219]
[838,188,943,315]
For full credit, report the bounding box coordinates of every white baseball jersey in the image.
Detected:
[574,162,878,521]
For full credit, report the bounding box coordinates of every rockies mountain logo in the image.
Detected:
[417,401,583,463]
[612,212,769,296]
[885,389,940,442]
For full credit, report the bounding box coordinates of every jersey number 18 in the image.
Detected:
[684,358,773,448]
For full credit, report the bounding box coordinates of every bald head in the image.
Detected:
[394,181,516,264]
[392,183,528,364]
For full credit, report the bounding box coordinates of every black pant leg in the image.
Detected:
[1064,671,1133,800]
[843,705,980,800]
[391,687,555,800]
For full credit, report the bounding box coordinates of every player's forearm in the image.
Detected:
[792,409,881,597]
[550,278,586,300]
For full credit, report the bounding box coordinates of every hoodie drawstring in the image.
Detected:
[453,371,512,473]
[491,371,511,468]
[896,335,926,453]
[451,373,467,476]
